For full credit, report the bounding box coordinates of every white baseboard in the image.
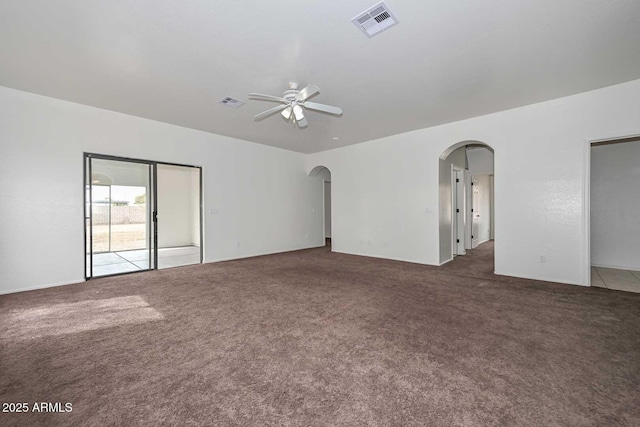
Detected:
[207,244,326,264]
[330,250,436,266]
[591,263,640,272]
[0,279,85,295]
[1,245,328,295]
[493,270,587,287]
[438,257,454,266]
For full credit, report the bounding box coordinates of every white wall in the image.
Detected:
[591,140,640,270]
[157,164,199,248]
[324,182,332,238]
[0,86,324,294]
[308,79,640,286]
[467,146,494,174]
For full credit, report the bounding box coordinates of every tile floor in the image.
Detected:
[90,246,201,277]
[591,266,640,293]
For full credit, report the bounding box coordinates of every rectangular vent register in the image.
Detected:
[218,97,244,108]
[352,2,399,38]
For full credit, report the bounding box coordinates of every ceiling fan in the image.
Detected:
[249,82,342,128]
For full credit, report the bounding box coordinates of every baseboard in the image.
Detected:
[1,245,327,295]
[493,270,587,287]
[0,279,85,296]
[330,249,437,266]
[438,257,454,266]
[207,244,326,264]
[591,263,640,271]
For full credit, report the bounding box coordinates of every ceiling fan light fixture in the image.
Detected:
[249,82,342,129]
[281,106,292,120]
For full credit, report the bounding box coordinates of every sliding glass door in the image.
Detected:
[84,153,203,279]
[85,154,156,279]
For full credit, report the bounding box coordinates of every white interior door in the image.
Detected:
[472,179,480,248]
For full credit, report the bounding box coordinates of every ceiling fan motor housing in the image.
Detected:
[283,89,299,102]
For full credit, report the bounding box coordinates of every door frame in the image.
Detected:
[84,152,203,280]
[583,132,640,286]
[322,180,330,243]
[451,165,466,258]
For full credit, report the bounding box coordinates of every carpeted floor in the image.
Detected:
[1,242,639,426]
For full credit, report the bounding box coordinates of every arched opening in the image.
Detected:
[309,166,332,249]
[438,141,495,269]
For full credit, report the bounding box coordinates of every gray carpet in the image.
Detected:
[1,242,639,426]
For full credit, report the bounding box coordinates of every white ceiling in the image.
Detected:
[1,1,639,153]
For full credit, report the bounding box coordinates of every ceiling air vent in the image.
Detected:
[218,96,244,108]
[352,2,399,38]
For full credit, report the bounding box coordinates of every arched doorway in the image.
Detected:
[309,166,332,249]
[438,141,494,265]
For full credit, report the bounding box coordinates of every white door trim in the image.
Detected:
[583,131,640,287]
[451,165,466,258]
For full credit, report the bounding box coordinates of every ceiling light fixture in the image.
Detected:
[281,106,292,120]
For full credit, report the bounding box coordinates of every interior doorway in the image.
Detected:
[439,142,494,265]
[309,166,332,249]
[590,137,640,293]
[84,153,202,279]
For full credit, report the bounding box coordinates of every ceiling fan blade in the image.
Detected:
[295,84,320,102]
[248,93,286,102]
[302,101,343,115]
[253,104,288,120]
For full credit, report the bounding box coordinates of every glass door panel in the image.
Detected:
[85,155,155,278]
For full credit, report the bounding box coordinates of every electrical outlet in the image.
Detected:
[539,255,546,263]
[236,241,240,248]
